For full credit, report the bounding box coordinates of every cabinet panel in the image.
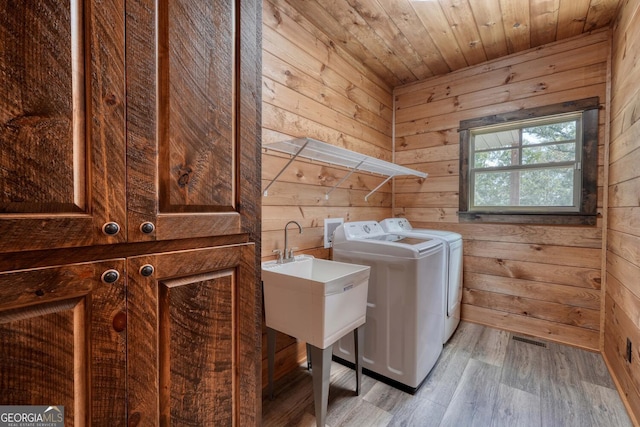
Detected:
[126,0,261,242]
[0,260,127,425]
[158,0,235,212]
[159,270,234,425]
[0,0,126,252]
[127,244,259,426]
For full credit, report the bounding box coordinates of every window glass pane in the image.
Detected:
[473,167,575,208]
[460,101,598,222]
[474,149,518,168]
[473,171,512,206]
[522,143,576,164]
[518,168,575,206]
[473,129,519,150]
[522,121,576,145]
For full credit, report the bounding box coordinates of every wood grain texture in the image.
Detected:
[262,154,393,192]
[0,260,127,425]
[0,0,74,210]
[278,0,619,87]
[530,0,560,47]
[160,271,234,425]
[438,0,488,66]
[465,272,601,311]
[492,383,541,427]
[464,304,600,349]
[464,255,601,290]
[159,0,235,211]
[263,0,392,105]
[501,336,550,395]
[1,1,262,425]
[262,322,632,426]
[261,0,396,388]
[468,0,509,61]
[605,0,640,423]
[394,28,610,98]
[440,358,502,426]
[393,31,608,351]
[127,244,258,426]
[126,0,257,241]
[464,288,601,330]
[0,0,127,252]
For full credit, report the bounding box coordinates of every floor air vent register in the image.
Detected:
[512,335,548,348]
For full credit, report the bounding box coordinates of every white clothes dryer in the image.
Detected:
[331,221,445,392]
[379,218,463,343]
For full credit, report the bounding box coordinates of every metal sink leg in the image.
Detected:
[309,344,332,427]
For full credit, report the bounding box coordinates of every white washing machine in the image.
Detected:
[380,218,463,343]
[331,221,445,392]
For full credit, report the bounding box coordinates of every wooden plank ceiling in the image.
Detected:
[284,0,621,88]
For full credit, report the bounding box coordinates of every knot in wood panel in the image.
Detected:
[105,93,117,106]
[177,167,193,187]
[535,82,548,92]
[504,73,515,84]
[112,311,127,332]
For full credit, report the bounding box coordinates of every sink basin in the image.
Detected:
[262,255,370,349]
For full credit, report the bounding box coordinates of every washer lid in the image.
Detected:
[380,218,462,243]
[335,221,442,254]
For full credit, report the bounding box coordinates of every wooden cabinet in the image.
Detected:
[126,0,261,243]
[0,0,127,252]
[0,260,127,424]
[127,244,258,426]
[0,0,261,425]
[0,0,261,252]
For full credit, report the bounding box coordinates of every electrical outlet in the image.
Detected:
[324,218,344,248]
[627,338,632,363]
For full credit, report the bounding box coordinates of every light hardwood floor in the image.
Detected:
[262,322,632,426]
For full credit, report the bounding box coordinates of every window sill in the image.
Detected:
[457,211,597,226]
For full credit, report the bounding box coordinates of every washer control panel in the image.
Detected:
[342,221,385,239]
[379,218,413,233]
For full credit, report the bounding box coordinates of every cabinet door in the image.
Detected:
[0,259,127,425]
[125,0,261,243]
[0,1,127,252]
[127,244,259,425]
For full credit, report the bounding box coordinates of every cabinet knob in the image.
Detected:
[101,269,120,284]
[139,264,154,277]
[102,222,121,236]
[140,221,155,234]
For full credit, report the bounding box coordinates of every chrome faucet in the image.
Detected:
[283,220,303,262]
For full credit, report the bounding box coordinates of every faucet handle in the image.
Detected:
[287,247,299,259]
[272,249,283,263]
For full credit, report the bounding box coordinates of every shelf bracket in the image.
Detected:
[262,139,310,196]
[262,137,427,199]
[324,159,366,200]
[364,175,394,202]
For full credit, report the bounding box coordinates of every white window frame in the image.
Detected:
[468,112,583,213]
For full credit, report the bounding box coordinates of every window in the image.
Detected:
[458,98,599,225]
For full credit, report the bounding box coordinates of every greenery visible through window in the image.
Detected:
[458,98,599,225]
[471,113,581,211]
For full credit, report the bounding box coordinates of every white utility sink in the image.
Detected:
[262,255,370,349]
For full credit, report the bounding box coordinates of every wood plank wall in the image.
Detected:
[393,30,610,351]
[604,0,640,423]
[261,0,393,389]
